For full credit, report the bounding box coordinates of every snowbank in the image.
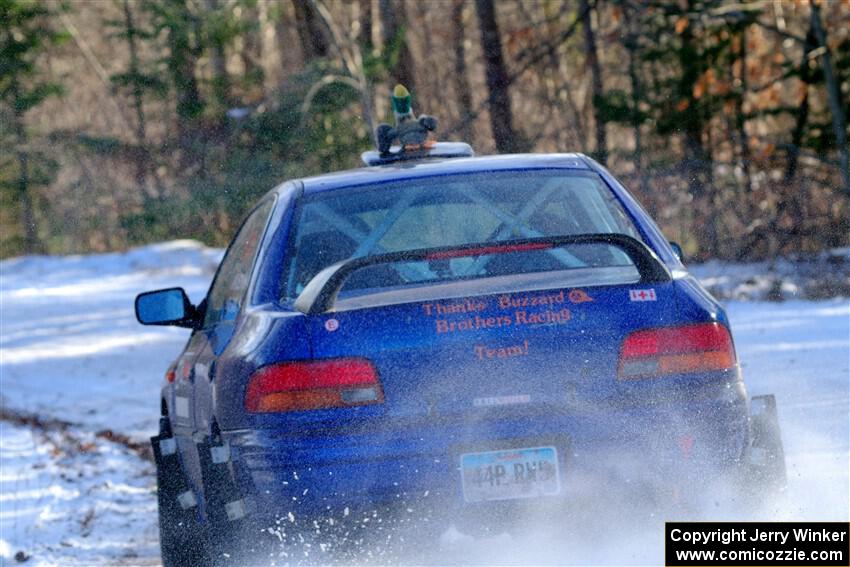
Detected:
[689,247,850,301]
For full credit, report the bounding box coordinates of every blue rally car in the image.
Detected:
[136,142,785,565]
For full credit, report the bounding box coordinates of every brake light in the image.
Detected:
[165,363,176,383]
[425,242,552,260]
[618,322,736,379]
[245,358,383,413]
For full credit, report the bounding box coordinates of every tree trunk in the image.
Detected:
[809,0,850,196]
[380,0,416,93]
[274,4,292,74]
[414,0,440,105]
[206,0,231,109]
[580,0,607,164]
[542,1,580,152]
[785,30,815,183]
[474,0,520,153]
[359,0,373,53]
[12,81,40,253]
[676,3,714,257]
[679,24,709,197]
[241,0,264,96]
[292,0,328,62]
[625,28,647,194]
[121,0,155,200]
[773,26,818,255]
[451,0,474,143]
[734,25,752,194]
[166,1,204,164]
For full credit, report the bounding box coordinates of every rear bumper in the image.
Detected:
[221,383,749,522]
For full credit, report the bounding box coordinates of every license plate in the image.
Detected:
[460,446,561,503]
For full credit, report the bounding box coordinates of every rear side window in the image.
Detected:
[204,199,274,327]
[284,171,641,299]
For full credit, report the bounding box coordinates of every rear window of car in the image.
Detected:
[283,170,643,300]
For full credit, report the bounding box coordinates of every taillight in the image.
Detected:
[245,358,383,413]
[165,363,177,383]
[618,322,736,379]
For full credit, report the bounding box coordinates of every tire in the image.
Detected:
[158,490,209,567]
[152,424,211,567]
[737,395,787,510]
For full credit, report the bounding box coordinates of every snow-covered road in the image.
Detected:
[725,301,849,521]
[1,242,847,565]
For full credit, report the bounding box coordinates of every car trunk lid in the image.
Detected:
[306,278,678,421]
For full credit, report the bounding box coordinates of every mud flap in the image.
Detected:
[745,394,787,491]
[197,437,260,564]
[151,432,210,567]
[152,433,197,515]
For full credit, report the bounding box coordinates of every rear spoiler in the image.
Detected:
[293,234,671,315]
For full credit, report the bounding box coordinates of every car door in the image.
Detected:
[171,333,206,437]
[192,198,276,436]
[171,199,275,492]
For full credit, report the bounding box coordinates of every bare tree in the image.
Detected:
[451,0,474,143]
[785,27,816,184]
[241,0,264,95]
[581,0,607,164]
[475,0,520,153]
[122,0,149,192]
[379,0,417,93]
[359,0,373,53]
[733,24,752,194]
[304,1,377,144]
[206,0,231,108]
[292,0,329,61]
[809,0,850,196]
[623,2,647,193]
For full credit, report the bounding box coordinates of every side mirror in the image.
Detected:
[669,241,684,263]
[135,287,197,328]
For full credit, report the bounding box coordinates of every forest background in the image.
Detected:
[2,0,848,261]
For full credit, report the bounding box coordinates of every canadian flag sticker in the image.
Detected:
[629,289,657,302]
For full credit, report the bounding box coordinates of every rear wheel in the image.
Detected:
[152,419,210,567]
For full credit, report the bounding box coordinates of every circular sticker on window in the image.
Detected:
[325,318,340,332]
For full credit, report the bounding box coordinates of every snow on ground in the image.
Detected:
[1,241,220,566]
[726,300,850,521]
[0,420,158,566]
[1,241,221,439]
[0,241,848,565]
[689,247,850,301]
